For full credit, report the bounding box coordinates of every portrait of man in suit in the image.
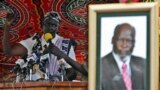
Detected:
[101,23,146,90]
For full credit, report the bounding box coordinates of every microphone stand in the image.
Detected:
[42,45,50,80]
[45,61,49,80]
[60,63,65,81]
[27,60,34,81]
[29,69,32,81]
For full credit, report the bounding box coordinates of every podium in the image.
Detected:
[0,81,88,90]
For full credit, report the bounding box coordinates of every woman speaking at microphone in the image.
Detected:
[2,11,77,81]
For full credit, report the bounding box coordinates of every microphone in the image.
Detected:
[11,59,25,73]
[11,55,28,73]
[32,33,40,41]
[44,33,54,43]
[44,33,62,59]
[32,33,42,52]
[39,45,49,69]
[11,52,39,73]
[29,33,43,67]
[26,53,39,69]
[26,53,39,62]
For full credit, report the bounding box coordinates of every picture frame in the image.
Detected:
[88,2,159,90]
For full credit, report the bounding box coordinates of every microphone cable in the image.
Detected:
[11,80,15,90]
[51,80,56,90]
[65,76,72,90]
[0,63,15,90]
[20,80,25,90]
[3,71,26,90]
[51,76,72,90]
[1,77,5,90]
[11,70,29,90]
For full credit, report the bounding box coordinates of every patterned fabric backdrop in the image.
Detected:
[0,0,149,81]
[0,0,113,80]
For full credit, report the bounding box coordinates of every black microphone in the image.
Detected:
[11,54,28,73]
[39,45,49,72]
[30,33,43,66]
[32,33,42,51]
[40,45,49,62]
[11,63,21,73]
[11,50,40,73]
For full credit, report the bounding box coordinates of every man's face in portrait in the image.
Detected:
[113,27,135,58]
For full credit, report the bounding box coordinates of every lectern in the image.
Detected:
[0,81,88,90]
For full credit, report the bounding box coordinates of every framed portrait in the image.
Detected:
[88,2,159,90]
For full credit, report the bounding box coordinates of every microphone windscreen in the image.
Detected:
[44,33,53,42]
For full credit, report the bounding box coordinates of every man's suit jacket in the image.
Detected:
[101,53,146,90]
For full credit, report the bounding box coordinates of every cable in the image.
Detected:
[65,76,72,90]
[0,72,16,90]
[51,81,56,90]
[20,81,24,90]
[68,81,72,90]
[11,80,15,90]
[1,71,23,89]
[1,77,5,90]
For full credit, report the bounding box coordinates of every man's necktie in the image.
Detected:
[122,63,132,90]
